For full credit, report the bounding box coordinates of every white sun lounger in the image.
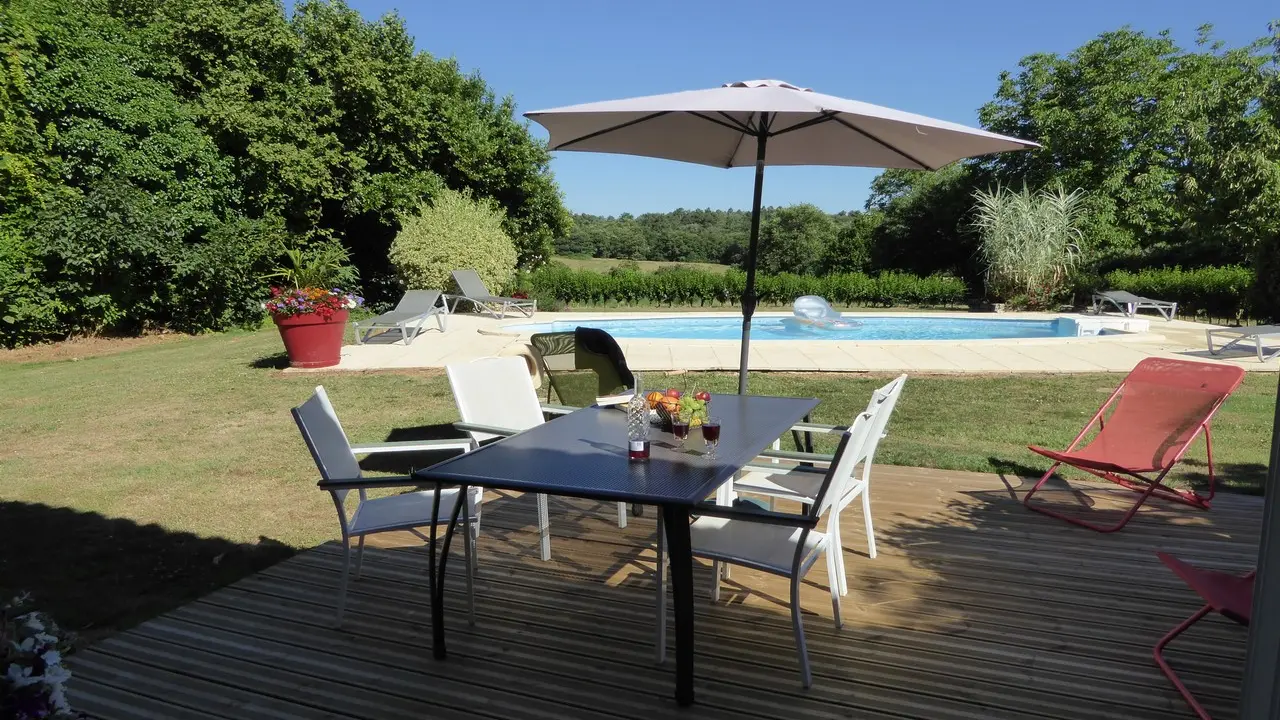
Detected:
[1206,325,1280,362]
[352,289,448,345]
[1092,290,1178,321]
[447,268,536,319]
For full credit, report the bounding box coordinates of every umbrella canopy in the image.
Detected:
[526,79,1039,392]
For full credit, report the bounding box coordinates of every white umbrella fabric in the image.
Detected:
[526,79,1038,392]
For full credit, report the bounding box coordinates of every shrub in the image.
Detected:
[167,217,289,333]
[522,265,967,308]
[390,188,518,295]
[973,186,1085,308]
[1104,266,1256,321]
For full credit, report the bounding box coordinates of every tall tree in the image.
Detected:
[757,204,835,276]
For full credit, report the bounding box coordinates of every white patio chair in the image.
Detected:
[447,356,627,562]
[735,374,906,596]
[292,387,480,626]
[654,413,878,687]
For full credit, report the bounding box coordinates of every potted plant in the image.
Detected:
[2,593,81,719]
[264,242,362,369]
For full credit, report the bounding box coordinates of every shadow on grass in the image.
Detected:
[0,501,294,645]
[1179,457,1267,495]
[248,351,290,369]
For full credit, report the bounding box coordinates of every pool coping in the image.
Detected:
[325,310,1278,374]
[482,311,1156,345]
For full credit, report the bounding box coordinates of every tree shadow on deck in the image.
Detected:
[864,464,1259,720]
[0,501,293,646]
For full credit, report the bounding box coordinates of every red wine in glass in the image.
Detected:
[671,416,691,444]
[701,417,722,453]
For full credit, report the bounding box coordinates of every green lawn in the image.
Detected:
[553,255,733,274]
[1,328,1274,640]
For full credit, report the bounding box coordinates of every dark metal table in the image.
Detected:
[409,393,819,706]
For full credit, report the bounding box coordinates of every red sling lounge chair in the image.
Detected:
[1023,357,1245,532]
[1153,552,1254,720]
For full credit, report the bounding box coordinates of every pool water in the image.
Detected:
[507,316,1082,341]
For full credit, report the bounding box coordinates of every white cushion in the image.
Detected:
[689,516,825,575]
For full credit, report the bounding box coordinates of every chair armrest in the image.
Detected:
[790,421,846,435]
[349,439,472,455]
[739,462,829,476]
[540,403,578,415]
[452,421,521,437]
[318,474,425,491]
[691,502,818,529]
[758,448,834,463]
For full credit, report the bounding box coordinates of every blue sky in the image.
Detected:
[349,0,1275,216]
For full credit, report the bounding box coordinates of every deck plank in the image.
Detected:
[68,465,1257,719]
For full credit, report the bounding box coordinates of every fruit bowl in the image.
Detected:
[646,389,711,430]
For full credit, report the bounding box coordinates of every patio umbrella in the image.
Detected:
[526,79,1038,393]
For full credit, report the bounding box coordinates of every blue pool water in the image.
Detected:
[507,316,1080,341]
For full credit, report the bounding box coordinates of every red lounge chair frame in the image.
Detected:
[1153,552,1254,720]
[1023,358,1245,532]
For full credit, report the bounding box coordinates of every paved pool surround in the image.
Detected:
[322,311,1277,374]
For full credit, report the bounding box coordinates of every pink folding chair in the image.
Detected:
[1153,552,1254,720]
[1023,358,1245,532]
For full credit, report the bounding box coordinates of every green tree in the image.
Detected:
[819,211,880,274]
[756,204,835,276]
[977,24,1280,264]
[0,0,572,345]
[867,166,981,280]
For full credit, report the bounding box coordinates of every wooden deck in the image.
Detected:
[67,466,1262,719]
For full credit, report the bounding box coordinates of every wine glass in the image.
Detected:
[670,410,691,447]
[701,416,721,456]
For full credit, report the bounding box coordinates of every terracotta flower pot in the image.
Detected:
[273,309,349,369]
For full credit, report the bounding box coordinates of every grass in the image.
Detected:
[1,328,1275,640]
[552,255,733,274]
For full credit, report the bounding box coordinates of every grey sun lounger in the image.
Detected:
[447,268,536,319]
[1091,290,1178,321]
[1206,325,1280,362]
[352,289,448,345]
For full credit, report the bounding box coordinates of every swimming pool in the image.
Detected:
[506,316,1087,341]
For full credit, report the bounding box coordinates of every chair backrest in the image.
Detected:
[839,374,907,473]
[447,356,545,443]
[395,289,442,313]
[1088,358,1245,470]
[291,386,362,504]
[530,328,634,405]
[451,269,491,298]
[811,411,877,520]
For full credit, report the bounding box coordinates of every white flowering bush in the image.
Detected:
[2,594,81,719]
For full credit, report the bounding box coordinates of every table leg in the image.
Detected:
[429,483,466,660]
[661,504,695,707]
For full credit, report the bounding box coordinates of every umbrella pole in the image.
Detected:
[737,132,768,395]
[1240,373,1280,718]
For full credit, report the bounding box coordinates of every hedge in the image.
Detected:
[521,264,968,308]
[1103,266,1256,322]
